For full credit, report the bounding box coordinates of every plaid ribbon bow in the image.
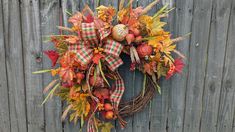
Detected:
[68,22,123,71]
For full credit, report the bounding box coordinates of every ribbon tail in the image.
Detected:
[110,71,126,128]
[87,117,96,132]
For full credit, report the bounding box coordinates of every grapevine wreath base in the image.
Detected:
[34,0,187,131]
[119,76,156,117]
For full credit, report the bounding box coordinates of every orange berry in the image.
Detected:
[105,111,114,119]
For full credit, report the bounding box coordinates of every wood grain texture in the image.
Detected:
[132,1,156,132]
[20,0,45,131]
[61,1,81,132]
[99,0,119,7]
[0,0,10,131]
[149,1,173,132]
[199,0,233,131]
[80,0,99,11]
[216,1,235,131]
[114,1,135,132]
[183,0,213,131]
[117,54,135,132]
[167,0,193,132]
[40,0,63,132]
[61,0,80,28]
[2,0,28,132]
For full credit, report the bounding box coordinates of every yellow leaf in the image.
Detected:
[99,122,114,132]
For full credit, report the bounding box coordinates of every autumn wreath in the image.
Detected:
[34,0,187,131]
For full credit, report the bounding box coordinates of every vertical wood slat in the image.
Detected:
[61,1,81,132]
[216,1,235,131]
[40,0,63,132]
[199,0,233,131]
[117,55,134,132]
[183,0,213,131]
[132,1,159,132]
[81,0,99,11]
[116,3,136,132]
[148,0,172,132]
[62,0,80,28]
[131,1,150,132]
[166,0,193,132]
[0,0,10,131]
[99,0,119,7]
[2,0,28,132]
[20,0,44,131]
[95,1,120,131]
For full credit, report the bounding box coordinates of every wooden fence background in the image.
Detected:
[0,0,235,132]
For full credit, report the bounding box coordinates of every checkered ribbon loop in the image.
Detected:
[68,22,123,71]
[110,71,125,109]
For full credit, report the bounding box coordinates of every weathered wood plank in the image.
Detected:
[216,1,235,132]
[99,0,118,7]
[166,0,193,131]
[2,0,28,132]
[183,0,213,131]
[199,0,233,132]
[0,0,10,131]
[40,0,63,132]
[131,1,157,132]
[80,0,99,11]
[61,0,80,28]
[149,80,170,132]
[116,54,135,132]
[149,1,174,132]
[132,70,149,132]
[20,0,45,131]
[61,1,81,132]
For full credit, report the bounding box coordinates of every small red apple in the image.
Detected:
[126,34,135,44]
[104,103,113,111]
[132,28,140,36]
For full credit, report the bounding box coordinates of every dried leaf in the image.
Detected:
[43,79,58,94]
[141,0,160,15]
[41,83,60,105]
[98,122,114,132]
[61,104,73,121]
[43,50,59,67]
[32,69,52,74]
